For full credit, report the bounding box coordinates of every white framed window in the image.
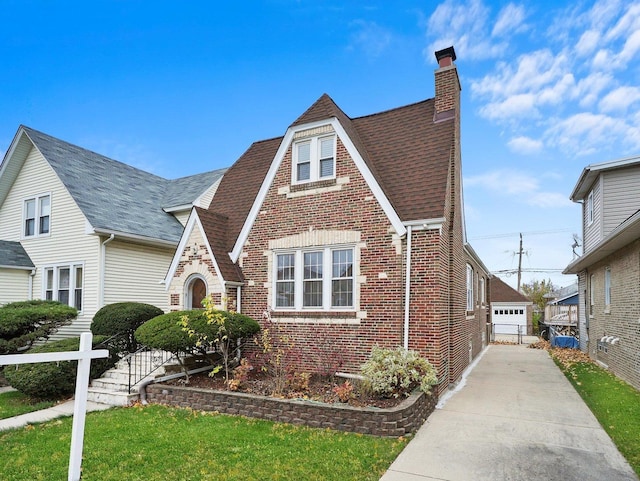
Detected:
[43,263,84,311]
[23,193,51,238]
[466,264,474,311]
[587,191,594,226]
[604,266,611,308]
[293,135,335,184]
[274,246,354,310]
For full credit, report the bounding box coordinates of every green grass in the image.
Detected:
[0,404,407,480]
[0,390,55,420]
[554,358,640,476]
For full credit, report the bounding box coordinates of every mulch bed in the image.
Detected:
[163,370,404,409]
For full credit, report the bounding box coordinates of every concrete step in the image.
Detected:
[87,386,139,407]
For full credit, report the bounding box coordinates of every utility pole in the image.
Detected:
[517,233,523,292]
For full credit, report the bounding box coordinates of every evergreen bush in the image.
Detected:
[91,302,164,353]
[0,300,76,354]
[4,336,117,400]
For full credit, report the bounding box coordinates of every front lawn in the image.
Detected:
[0,390,55,420]
[0,404,407,480]
[551,351,640,477]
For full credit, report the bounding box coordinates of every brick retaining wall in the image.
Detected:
[146,383,437,437]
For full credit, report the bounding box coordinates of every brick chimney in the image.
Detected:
[434,46,460,122]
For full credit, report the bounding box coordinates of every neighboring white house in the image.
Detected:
[0,126,226,338]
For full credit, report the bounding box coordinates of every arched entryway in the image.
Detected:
[186,276,207,309]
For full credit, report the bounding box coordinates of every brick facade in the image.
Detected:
[580,239,640,391]
[165,47,491,395]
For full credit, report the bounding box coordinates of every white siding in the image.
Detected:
[602,166,640,236]
[173,210,191,227]
[103,240,173,312]
[0,146,101,338]
[0,268,30,305]
[195,176,223,209]
[583,177,602,253]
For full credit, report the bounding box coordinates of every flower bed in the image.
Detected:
[145,382,437,437]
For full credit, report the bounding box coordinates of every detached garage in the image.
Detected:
[489,277,533,335]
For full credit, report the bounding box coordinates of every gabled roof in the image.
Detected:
[206,93,455,265]
[570,154,640,201]
[163,169,226,210]
[1,126,224,245]
[0,240,34,269]
[194,207,243,283]
[490,277,531,303]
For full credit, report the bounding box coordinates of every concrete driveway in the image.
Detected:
[381,344,638,481]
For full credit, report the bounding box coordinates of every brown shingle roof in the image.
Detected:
[194,207,243,283]
[490,277,530,303]
[205,94,455,279]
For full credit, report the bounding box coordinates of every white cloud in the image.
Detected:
[575,72,614,108]
[545,112,635,156]
[492,3,527,37]
[528,192,573,208]
[465,170,538,195]
[507,136,543,154]
[479,93,539,121]
[575,30,600,57]
[425,0,506,61]
[599,86,640,113]
[349,20,392,58]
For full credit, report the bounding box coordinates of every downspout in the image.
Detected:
[236,285,242,313]
[403,225,412,350]
[99,234,115,307]
[28,269,36,299]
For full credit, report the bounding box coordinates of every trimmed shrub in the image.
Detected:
[4,336,117,400]
[0,300,76,354]
[135,310,261,354]
[361,346,438,398]
[134,311,210,354]
[91,302,164,353]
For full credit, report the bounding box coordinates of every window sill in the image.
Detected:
[290,178,337,192]
[270,310,361,325]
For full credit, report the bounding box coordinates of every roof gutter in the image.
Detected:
[91,228,178,248]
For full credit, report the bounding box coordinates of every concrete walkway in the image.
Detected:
[381,344,639,481]
[0,390,111,432]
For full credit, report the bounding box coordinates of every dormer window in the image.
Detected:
[293,135,335,183]
[23,194,51,238]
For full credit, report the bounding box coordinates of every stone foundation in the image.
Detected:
[145,383,437,437]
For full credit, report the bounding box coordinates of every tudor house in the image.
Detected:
[0,126,225,338]
[164,47,491,393]
[564,155,640,391]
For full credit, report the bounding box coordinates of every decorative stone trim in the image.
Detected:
[146,384,437,437]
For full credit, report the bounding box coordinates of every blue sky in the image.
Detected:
[2,0,639,290]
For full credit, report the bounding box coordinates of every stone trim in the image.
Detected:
[146,384,437,437]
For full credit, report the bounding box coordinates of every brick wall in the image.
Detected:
[238,135,453,378]
[146,383,437,437]
[583,239,640,391]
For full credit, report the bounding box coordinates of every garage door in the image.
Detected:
[492,305,526,334]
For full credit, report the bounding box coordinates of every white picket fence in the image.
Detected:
[0,332,108,481]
